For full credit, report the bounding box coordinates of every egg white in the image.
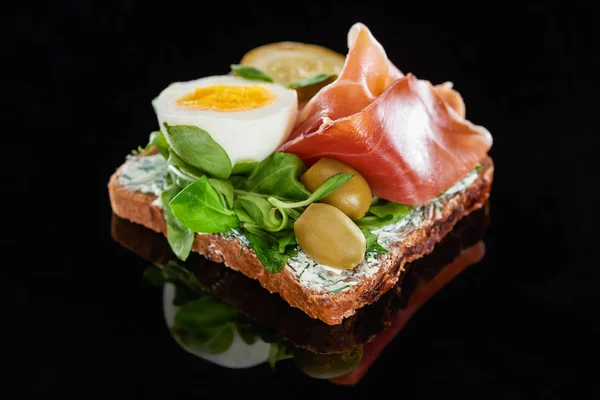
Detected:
[153,75,297,166]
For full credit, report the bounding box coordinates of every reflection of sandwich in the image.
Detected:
[111,202,489,384]
[108,22,493,326]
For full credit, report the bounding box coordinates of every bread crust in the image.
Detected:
[108,156,493,325]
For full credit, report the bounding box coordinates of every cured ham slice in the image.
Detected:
[280,23,492,205]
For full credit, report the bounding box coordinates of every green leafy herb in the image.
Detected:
[267,341,294,370]
[244,230,296,273]
[231,152,310,201]
[168,149,205,181]
[163,123,232,179]
[231,161,259,175]
[355,201,412,228]
[274,231,297,254]
[169,176,239,233]
[362,228,389,256]
[230,64,274,82]
[268,173,353,210]
[172,295,238,354]
[143,261,204,305]
[208,178,234,209]
[235,195,289,232]
[286,73,336,89]
[475,163,482,171]
[162,260,204,294]
[161,185,195,260]
[134,130,170,159]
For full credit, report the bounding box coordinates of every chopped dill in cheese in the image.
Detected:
[119,154,169,196]
[119,153,479,294]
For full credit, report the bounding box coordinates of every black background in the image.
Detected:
[4,1,599,398]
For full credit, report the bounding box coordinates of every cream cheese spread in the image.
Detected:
[119,155,479,294]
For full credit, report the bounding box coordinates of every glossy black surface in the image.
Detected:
[5,1,599,398]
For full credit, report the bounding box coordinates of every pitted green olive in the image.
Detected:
[294,346,363,379]
[300,158,372,220]
[294,203,366,270]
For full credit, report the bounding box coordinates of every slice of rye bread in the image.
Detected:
[108,156,494,325]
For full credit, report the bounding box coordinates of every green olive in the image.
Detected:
[294,346,363,379]
[300,158,372,220]
[294,203,366,270]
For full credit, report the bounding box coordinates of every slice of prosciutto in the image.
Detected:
[279,23,492,205]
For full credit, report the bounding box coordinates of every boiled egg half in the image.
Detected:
[153,75,297,166]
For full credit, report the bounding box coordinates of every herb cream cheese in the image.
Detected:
[118,155,478,294]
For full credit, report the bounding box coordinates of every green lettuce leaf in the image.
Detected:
[234,194,289,232]
[134,130,170,158]
[231,152,310,201]
[355,201,412,228]
[161,185,194,261]
[231,161,259,175]
[208,178,234,209]
[163,123,232,179]
[244,229,296,273]
[169,176,239,233]
[362,228,389,257]
[267,172,353,209]
[286,73,336,89]
[230,64,274,82]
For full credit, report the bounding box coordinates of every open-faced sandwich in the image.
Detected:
[108,22,494,327]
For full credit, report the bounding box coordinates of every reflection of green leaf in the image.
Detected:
[172,296,238,355]
[162,260,204,294]
[236,318,259,346]
[173,283,201,306]
[268,341,294,370]
[143,266,166,286]
[143,263,203,305]
[174,324,234,355]
[174,297,237,331]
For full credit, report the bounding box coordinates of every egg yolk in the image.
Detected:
[176,84,277,112]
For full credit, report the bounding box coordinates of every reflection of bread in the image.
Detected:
[111,204,488,354]
[108,156,493,325]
